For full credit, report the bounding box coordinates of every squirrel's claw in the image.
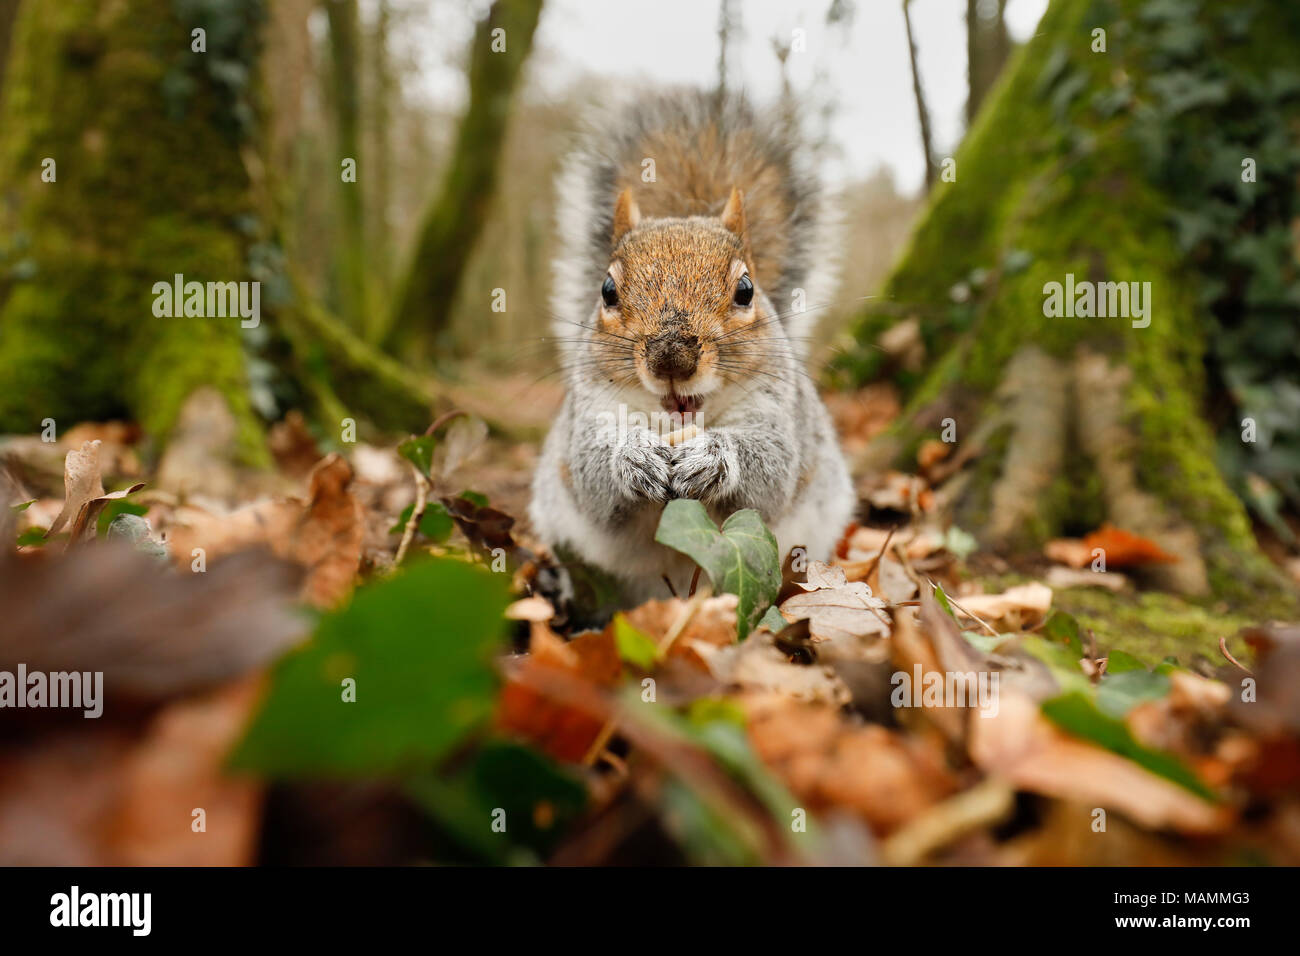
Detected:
[613,441,674,503]
[670,433,739,503]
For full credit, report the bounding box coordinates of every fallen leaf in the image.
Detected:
[1081,523,1180,567]
[46,440,105,537]
[693,632,850,706]
[779,581,890,643]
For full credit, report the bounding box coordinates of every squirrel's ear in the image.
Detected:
[721,187,747,238]
[611,189,641,246]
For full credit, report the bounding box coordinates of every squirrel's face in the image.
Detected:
[592,188,765,416]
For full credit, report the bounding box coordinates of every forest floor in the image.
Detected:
[1,382,1298,866]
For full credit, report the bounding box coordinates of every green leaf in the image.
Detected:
[1105,649,1148,674]
[757,605,786,633]
[15,527,46,547]
[230,558,510,776]
[1020,635,1092,694]
[407,740,587,864]
[9,499,34,514]
[612,614,659,669]
[961,630,1011,655]
[1042,611,1084,656]
[1041,691,1217,801]
[933,583,958,619]
[654,500,780,640]
[387,501,454,541]
[397,434,436,477]
[1097,669,1171,718]
[458,489,490,508]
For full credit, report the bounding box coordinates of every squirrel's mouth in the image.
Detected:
[661,392,702,416]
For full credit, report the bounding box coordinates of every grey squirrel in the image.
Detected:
[530,89,855,605]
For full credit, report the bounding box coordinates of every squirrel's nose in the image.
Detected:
[646,332,700,381]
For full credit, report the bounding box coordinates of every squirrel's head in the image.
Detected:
[591,187,767,416]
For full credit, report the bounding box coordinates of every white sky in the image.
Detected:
[389,0,1048,196]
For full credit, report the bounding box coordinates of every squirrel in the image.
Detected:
[530,89,856,606]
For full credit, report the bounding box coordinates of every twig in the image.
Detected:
[860,525,898,582]
[425,409,466,436]
[393,462,430,568]
[658,587,709,657]
[688,566,703,598]
[924,574,999,636]
[1219,635,1252,675]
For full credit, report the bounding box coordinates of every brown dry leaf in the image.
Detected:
[1082,523,1180,567]
[969,693,1229,834]
[0,679,265,865]
[0,545,306,700]
[268,410,323,479]
[916,439,950,472]
[621,594,739,668]
[745,692,957,834]
[497,622,621,763]
[1045,565,1129,592]
[107,677,265,865]
[779,580,890,643]
[62,422,142,477]
[693,632,850,706]
[46,440,105,537]
[952,582,1053,630]
[1045,537,1092,568]
[166,453,363,608]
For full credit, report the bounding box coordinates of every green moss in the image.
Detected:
[1054,588,1259,666]
[0,0,267,462]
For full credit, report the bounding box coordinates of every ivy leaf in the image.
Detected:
[654,500,780,640]
[1041,691,1216,801]
[387,501,454,542]
[1042,610,1084,656]
[230,558,510,776]
[397,435,436,478]
[1097,669,1171,718]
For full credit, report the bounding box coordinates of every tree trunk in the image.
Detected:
[0,0,268,460]
[965,0,1009,126]
[902,0,936,192]
[381,0,544,356]
[324,0,372,337]
[0,0,20,97]
[836,0,1297,610]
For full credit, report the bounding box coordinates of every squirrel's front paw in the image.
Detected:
[613,440,674,502]
[670,433,739,502]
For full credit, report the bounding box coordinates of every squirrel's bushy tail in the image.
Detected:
[551,88,839,355]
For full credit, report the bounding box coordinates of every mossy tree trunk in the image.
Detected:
[0,0,268,459]
[324,0,372,338]
[381,0,543,357]
[837,0,1299,605]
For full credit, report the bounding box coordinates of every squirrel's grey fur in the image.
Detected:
[531,89,855,605]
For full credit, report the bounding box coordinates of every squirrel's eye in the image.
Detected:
[601,275,618,308]
[734,274,754,307]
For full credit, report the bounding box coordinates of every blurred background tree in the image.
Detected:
[834,0,1300,605]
